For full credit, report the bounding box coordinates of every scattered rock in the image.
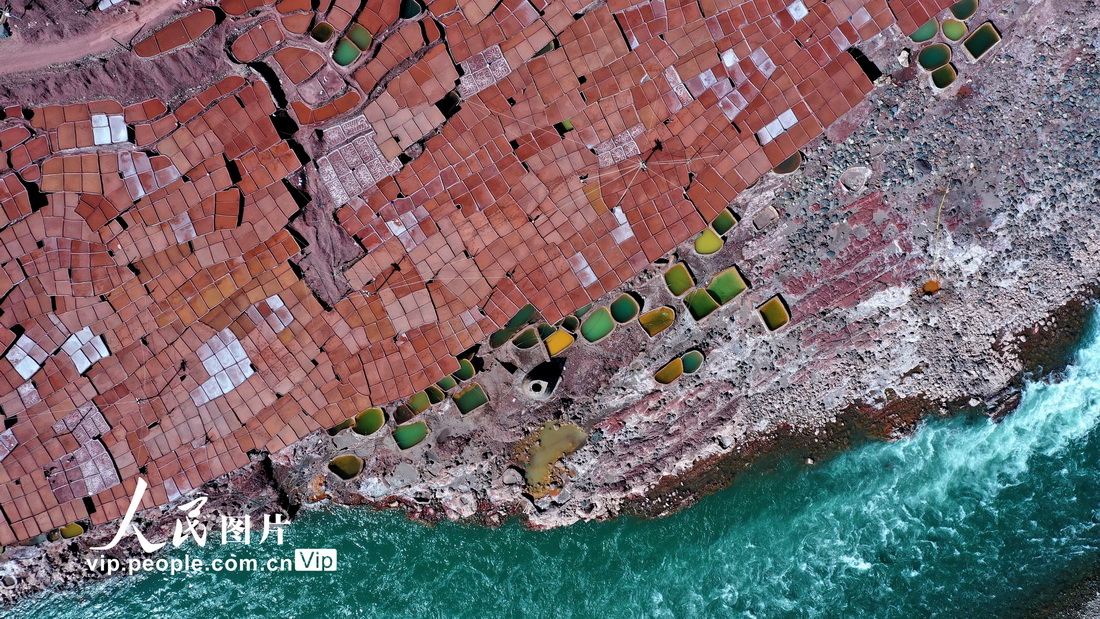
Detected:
[840,166,873,192]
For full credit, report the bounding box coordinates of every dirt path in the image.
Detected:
[0,0,180,76]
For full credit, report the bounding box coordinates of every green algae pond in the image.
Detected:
[951,0,979,19]
[454,383,489,414]
[711,208,738,234]
[685,289,720,321]
[654,358,683,384]
[942,19,967,41]
[638,306,675,336]
[333,39,361,66]
[965,23,1001,60]
[559,315,579,332]
[681,350,704,374]
[758,296,790,331]
[328,455,363,480]
[392,422,428,449]
[664,264,694,296]
[490,304,537,347]
[918,44,952,70]
[580,307,615,342]
[408,390,431,413]
[347,24,372,51]
[353,408,385,435]
[609,294,640,323]
[707,267,747,304]
[310,22,334,43]
[400,0,422,19]
[694,228,723,255]
[910,18,938,43]
[512,327,540,349]
[932,64,958,89]
[452,358,476,381]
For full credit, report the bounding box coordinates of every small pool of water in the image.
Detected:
[544,329,574,356]
[951,0,979,20]
[932,64,958,89]
[712,209,738,235]
[758,296,790,331]
[681,350,704,374]
[638,307,675,336]
[353,408,385,435]
[707,267,747,304]
[333,39,361,67]
[773,151,802,175]
[965,22,1001,60]
[580,307,615,342]
[685,289,720,321]
[348,24,372,51]
[942,19,967,41]
[328,455,363,480]
[664,264,694,296]
[454,384,489,414]
[654,358,683,384]
[392,422,428,449]
[918,44,952,70]
[910,18,938,43]
[694,228,723,255]
[311,22,334,43]
[610,294,640,323]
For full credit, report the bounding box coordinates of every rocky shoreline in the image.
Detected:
[2,0,1100,609]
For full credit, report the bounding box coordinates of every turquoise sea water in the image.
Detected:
[18,320,1100,617]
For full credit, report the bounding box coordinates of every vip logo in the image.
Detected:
[294,549,338,571]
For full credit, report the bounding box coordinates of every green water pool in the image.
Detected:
[918,44,952,70]
[580,307,615,342]
[609,294,640,323]
[707,267,747,304]
[664,264,694,296]
[454,384,489,414]
[932,64,958,89]
[694,228,723,255]
[328,455,362,480]
[712,209,737,235]
[942,19,967,42]
[638,307,675,336]
[685,289,720,321]
[910,18,938,43]
[348,25,372,51]
[965,22,1001,60]
[392,422,428,449]
[951,0,979,20]
[681,350,704,374]
[333,39,361,67]
[353,408,385,435]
